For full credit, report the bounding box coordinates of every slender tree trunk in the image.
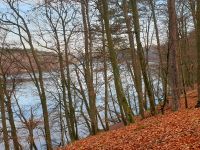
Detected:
[0,78,10,150]
[11,1,53,146]
[149,0,168,105]
[178,11,188,108]
[102,22,109,130]
[130,0,156,115]
[161,47,170,114]
[109,84,121,122]
[101,0,134,124]
[62,14,78,141]
[81,0,98,134]
[58,94,65,146]
[97,1,110,130]
[122,0,144,119]
[54,29,76,141]
[6,97,21,150]
[58,50,76,141]
[0,75,21,150]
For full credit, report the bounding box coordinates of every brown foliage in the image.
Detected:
[61,90,200,150]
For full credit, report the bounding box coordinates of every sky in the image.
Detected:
[0,0,195,52]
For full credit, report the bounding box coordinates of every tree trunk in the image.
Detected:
[130,0,156,115]
[6,97,21,150]
[167,0,179,111]
[81,0,98,135]
[0,78,10,150]
[101,0,134,124]
[196,0,200,107]
[122,0,144,119]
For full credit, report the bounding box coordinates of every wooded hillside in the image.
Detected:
[0,0,199,149]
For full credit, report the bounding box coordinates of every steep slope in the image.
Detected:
[61,90,200,150]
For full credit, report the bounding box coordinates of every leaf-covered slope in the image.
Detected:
[62,90,200,150]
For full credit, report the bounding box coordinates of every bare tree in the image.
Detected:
[101,0,134,125]
[121,0,144,118]
[81,0,98,134]
[167,0,179,111]
[130,0,156,115]
[0,1,53,148]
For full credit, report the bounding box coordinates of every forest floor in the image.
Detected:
[61,89,200,150]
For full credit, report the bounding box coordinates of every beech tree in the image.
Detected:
[0,0,53,148]
[81,0,98,134]
[167,0,179,111]
[101,0,134,124]
[130,0,156,115]
[42,1,78,141]
[121,0,144,118]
